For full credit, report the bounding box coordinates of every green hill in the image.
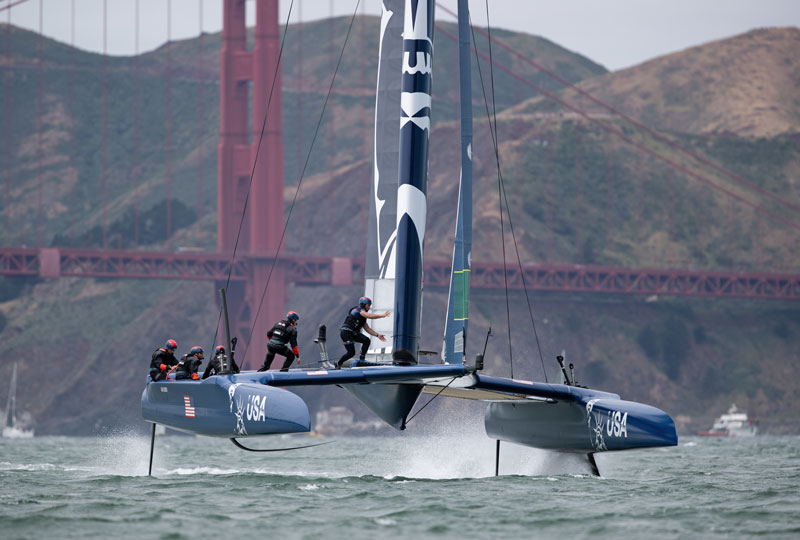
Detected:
[0,20,798,436]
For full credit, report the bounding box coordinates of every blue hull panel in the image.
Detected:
[485,397,677,453]
[141,376,310,437]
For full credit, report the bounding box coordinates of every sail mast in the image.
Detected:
[442,0,473,364]
[392,0,435,365]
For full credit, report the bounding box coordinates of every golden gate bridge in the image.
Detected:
[1,0,799,368]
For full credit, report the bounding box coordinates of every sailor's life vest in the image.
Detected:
[150,348,176,374]
[341,306,366,333]
[268,319,297,347]
[175,355,202,380]
[202,352,241,379]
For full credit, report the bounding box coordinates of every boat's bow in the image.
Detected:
[475,378,678,452]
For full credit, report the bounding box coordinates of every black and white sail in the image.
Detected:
[364,0,405,361]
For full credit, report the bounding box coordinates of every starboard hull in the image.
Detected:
[485,397,677,453]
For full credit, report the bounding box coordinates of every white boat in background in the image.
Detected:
[698,404,758,437]
[2,363,34,439]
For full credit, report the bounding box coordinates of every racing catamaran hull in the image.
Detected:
[485,396,677,452]
[141,376,310,437]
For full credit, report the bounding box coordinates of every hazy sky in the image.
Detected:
[3,0,799,71]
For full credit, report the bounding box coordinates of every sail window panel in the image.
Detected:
[452,269,471,322]
[367,278,395,351]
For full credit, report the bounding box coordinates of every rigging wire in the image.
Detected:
[405,378,457,425]
[470,22,800,217]
[211,0,297,351]
[469,42,800,231]
[469,10,549,382]
[435,10,800,233]
[436,3,800,222]
[482,1,514,380]
[496,160,549,383]
[240,0,363,362]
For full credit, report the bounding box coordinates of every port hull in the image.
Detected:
[141,377,310,437]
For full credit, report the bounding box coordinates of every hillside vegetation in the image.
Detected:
[523,27,800,138]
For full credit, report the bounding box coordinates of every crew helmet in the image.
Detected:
[287,311,300,322]
[215,345,225,355]
[359,296,372,307]
[190,345,204,356]
[165,339,177,351]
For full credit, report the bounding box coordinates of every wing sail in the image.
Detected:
[364,0,405,359]
[442,0,473,364]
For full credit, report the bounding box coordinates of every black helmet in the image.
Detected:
[215,345,225,355]
[287,311,299,323]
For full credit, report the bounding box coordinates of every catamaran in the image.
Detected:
[142,0,677,476]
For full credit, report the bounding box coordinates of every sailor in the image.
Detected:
[202,344,240,379]
[149,339,178,381]
[257,311,301,372]
[336,297,390,369]
[175,346,204,380]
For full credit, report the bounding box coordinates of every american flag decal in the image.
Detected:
[184,396,195,418]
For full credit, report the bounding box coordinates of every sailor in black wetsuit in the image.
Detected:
[175,346,204,380]
[202,345,240,379]
[336,297,390,369]
[149,339,178,381]
[257,311,301,372]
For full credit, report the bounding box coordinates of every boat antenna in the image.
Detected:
[241,0,363,362]
[467,6,548,382]
[556,353,572,386]
[481,324,492,358]
[219,288,232,373]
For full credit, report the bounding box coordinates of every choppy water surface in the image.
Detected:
[1,430,798,539]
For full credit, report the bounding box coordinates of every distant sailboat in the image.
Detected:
[3,363,34,438]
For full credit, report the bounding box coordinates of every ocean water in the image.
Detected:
[1,429,798,539]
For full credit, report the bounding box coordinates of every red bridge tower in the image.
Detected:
[218,0,286,368]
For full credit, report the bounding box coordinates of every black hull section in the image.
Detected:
[345,383,423,430]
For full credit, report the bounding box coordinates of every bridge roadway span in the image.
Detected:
[0,247,798,300]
